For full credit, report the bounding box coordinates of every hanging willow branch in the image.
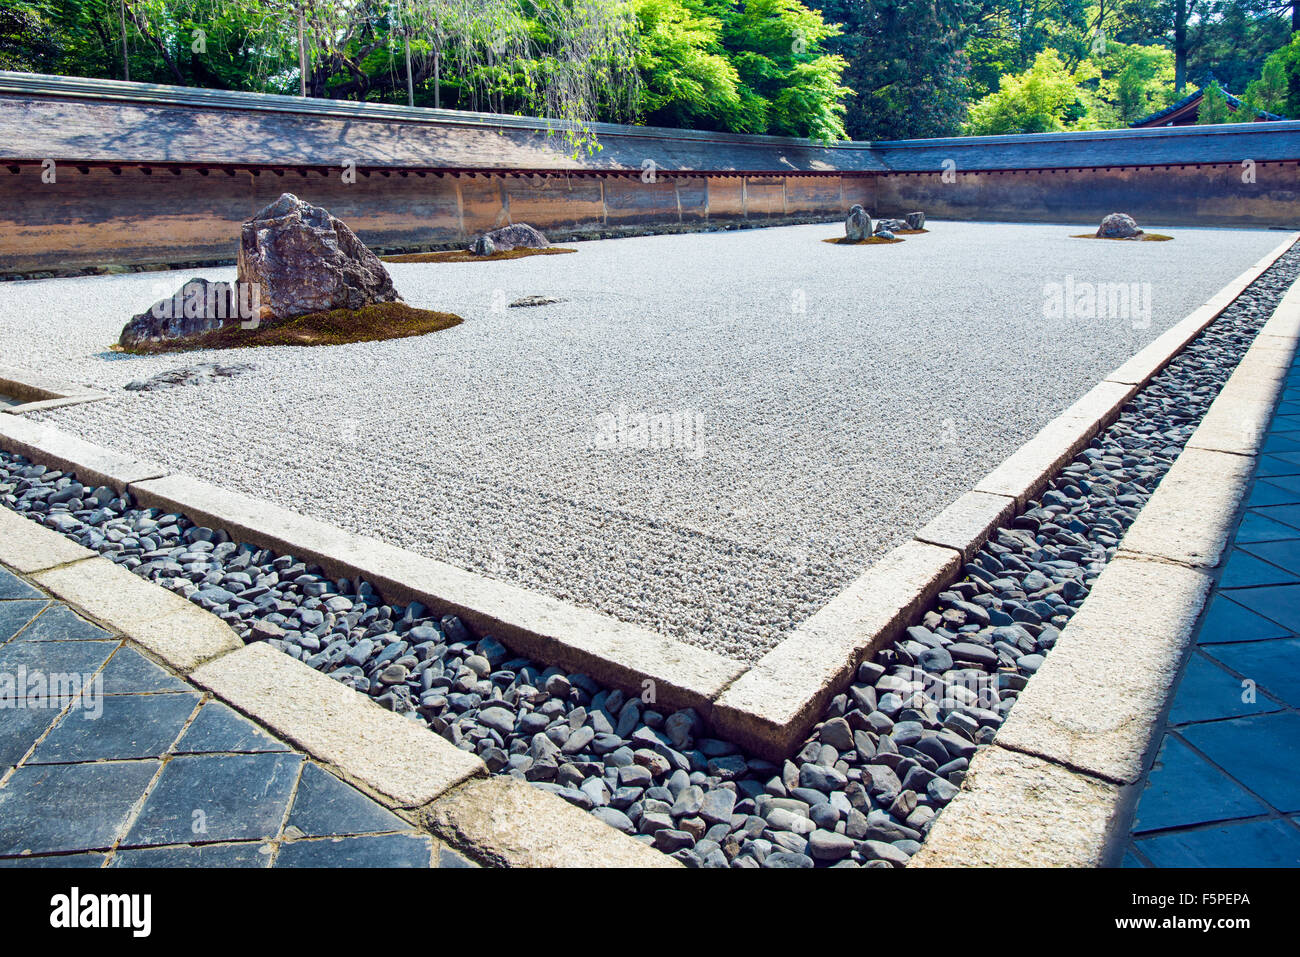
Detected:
[120,0,640,154]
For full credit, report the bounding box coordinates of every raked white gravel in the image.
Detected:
[0,220,1284,662]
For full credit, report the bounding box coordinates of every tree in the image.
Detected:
[965,48,1098,133]
[631,0,744,130]
[1195,77,1234,118]
[0,4,62,72]
[1242,30,1300,114]
[813,0,991,139]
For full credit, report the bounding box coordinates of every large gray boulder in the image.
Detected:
[469,223,550,255]
[845,205,872,241]
[905,211,926,230]
[119,278,249,350]
[238,193,400,323]
[1096,213,1144,239]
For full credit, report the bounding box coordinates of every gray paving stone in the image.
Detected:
[173,700,291,755]
[1181,712,1300,814]
[1166,652,1281,725]
[98,646,192,695]
[274,833,432,868]
[1131,734,1268,833]
[1133,817,1300,867]
[285,762,407,838]
[0,852,106,868]
[111,842,273,868]
[28,691,200,764]
[1206,638,1300,709]
[125,752,303,847]
[12,603,112,642]
[0,760,160,855]
[0,568,43,601]
[0,600,48,643]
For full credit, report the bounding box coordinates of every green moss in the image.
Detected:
[383,247,577,264]
[823,236,906,246]
[1071,233,1174,242]
[118,301,463,354]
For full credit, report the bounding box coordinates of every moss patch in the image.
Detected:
[1071,233,1174,242]
[383,247,577,264]
[823,236,906,246]
[118,301,463,354]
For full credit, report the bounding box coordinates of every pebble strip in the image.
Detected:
[2,243,1296,868]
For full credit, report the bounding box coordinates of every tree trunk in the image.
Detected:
[1174,0,1188,94]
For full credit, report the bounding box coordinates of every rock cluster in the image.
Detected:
[844,207,925,242]
[1096,212,1144,239]
[121,194,400,348]
[469,223,550,256]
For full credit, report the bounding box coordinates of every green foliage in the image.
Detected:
[0,4,62,72]
[1242,32,1300,118]
[5,0,1298,141]
[1196,80,1234,124]
[964,49,1096,134]
[1093,41,1176,125]
[631,0,745,130]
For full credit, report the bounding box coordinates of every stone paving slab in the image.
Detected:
[421,776,680,868]
[33,557,242,673]
[0,413,165,491]
[0,506,95,573]
[1125,332,1300,867]
[1117,447,1256,569]
[995,557,1212,786]
[190,641,486,810]
[909,744,1128,868]
[0,566,476,867]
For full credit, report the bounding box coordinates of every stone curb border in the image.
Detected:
[0,233,1294,767]
[0,364,107,414]
[0,510,676,867]
[910,268,1300,867]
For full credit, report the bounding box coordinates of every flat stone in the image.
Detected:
[910,745,1125,867]
[421,777,679,868]
[125,752,303,846]
[0,507,95,573]
[192,642,484,807]
[996,558,1212,785]
[915,491,1016,563]
[33,557,242,673]
[0,414,167,492]
[1118,447,1255,568]
[275,832,432,867]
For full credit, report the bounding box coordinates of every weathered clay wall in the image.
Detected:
[873,163,1300,230]
[0,168,877,274]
